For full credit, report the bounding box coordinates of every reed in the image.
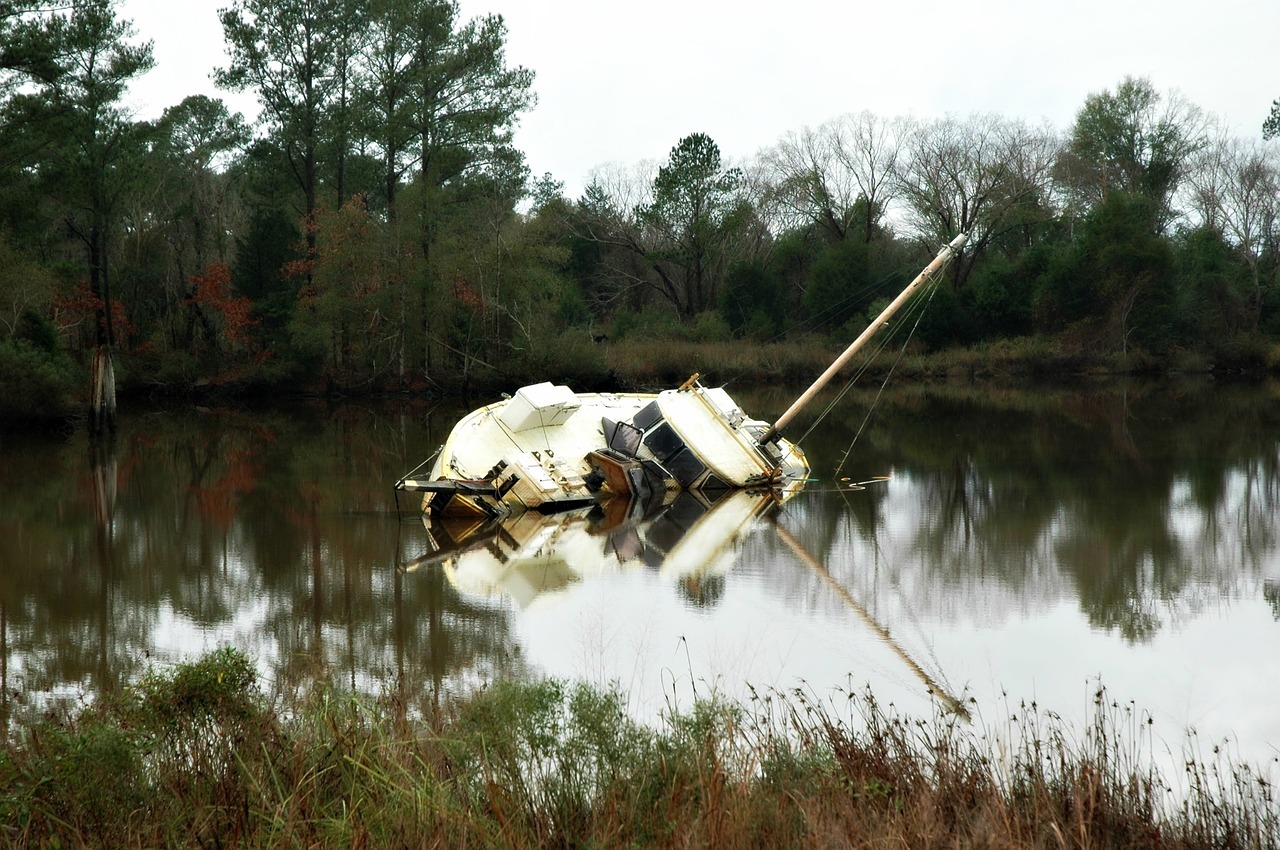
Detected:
[603,336,1107,389]
[1,650,1275,849]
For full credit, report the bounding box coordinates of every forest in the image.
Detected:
[3,0,1280,422]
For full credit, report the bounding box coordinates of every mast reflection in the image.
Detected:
[403,489,966,716]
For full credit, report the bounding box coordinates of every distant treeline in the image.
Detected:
[3,1,1280,419]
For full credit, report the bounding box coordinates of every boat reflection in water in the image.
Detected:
[400,488,966,718]
[403,490,781,610]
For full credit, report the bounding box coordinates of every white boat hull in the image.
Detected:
[398,380,809,518]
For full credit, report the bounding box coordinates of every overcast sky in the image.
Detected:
[119,0,1280,197]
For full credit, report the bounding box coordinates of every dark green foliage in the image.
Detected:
[557,280,590,327]
[0,1,71,84]
[1173,226,1255,347]
[637,133,745,318]
[0,339,79,420]
[16,308,59,354]
[1264,98,1280,140]
[26,0,155,349]
[233,205,303,340]
[1092,197,1177,351]
[804,235,873,330]
[1063,76,1202,228]
[913,282,967,349]
[719,260,783,339]
[1033,192,1176,353]
[962,251,1037,340]
[610,302,682,341]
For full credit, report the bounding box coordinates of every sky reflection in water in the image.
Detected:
[1,381,1277,769]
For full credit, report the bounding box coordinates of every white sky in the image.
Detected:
[120,0,1280,198]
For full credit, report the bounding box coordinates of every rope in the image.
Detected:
[395,447,442,489]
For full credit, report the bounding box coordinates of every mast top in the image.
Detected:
[758,232,968,447]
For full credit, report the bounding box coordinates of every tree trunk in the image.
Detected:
[90,346,117,435]
[88,224,118,436]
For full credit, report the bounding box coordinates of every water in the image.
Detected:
[2,380,1278,770]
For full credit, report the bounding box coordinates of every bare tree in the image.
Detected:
[576,137,751,320]
[583,159,656,217]
[729,156,781,265]
[896,114,1060,287]
[1186,128,1280,320]
[571,161,659,313]
[761,111,907,242]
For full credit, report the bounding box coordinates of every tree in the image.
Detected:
[763,111,906,243]
[1035,192,1175,353]
[0,1,69,90]
[324,0,368,209]
[217,0,347,273]
[896,115,1059,288]
[358,0,419,216]
[13,0,153,430]
[291,198,395,382]
[1058,76,1205,229]
[718,259,782,339]
[152,95,249,278]
[635,133,744,318]
[1263,98,1280,140]
[405,3,533,218]
[802,233,873,332]
[0,231,57,339]
[1185,130,1280,324]
[345,0,534,379]
[111,96,249,360]
[405,2,533,371]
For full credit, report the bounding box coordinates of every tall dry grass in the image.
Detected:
[603,336,1099,390]
[1,650,1275,848]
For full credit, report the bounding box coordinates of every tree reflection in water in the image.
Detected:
[0,402,521,727]
[1,381,1278,735]
[792,379,1280,641]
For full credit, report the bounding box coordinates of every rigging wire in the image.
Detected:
[766,282,936,471]
[767,311,894,466]
[832,277,942,481]
[719,262,910,390]
[775,270,902,341]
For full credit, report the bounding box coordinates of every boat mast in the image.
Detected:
[759,232,968,445]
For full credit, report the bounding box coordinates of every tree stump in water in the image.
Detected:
[90,346,117,436]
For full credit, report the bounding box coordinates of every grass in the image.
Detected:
[601,335,1154,391]
[84,329,1280,408]
[1,649,1276,848]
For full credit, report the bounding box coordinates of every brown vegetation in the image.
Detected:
[1,650,1275,848]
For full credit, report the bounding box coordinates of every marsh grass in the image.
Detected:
[604,336,1106,390]
[1,650,1275,848]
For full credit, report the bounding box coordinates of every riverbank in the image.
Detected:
[5,333,1280,427]
[2,649,1274,849]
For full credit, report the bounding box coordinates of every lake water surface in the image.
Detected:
[2,379,1278,771]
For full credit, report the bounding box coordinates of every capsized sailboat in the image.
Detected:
[396,233,967,518]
